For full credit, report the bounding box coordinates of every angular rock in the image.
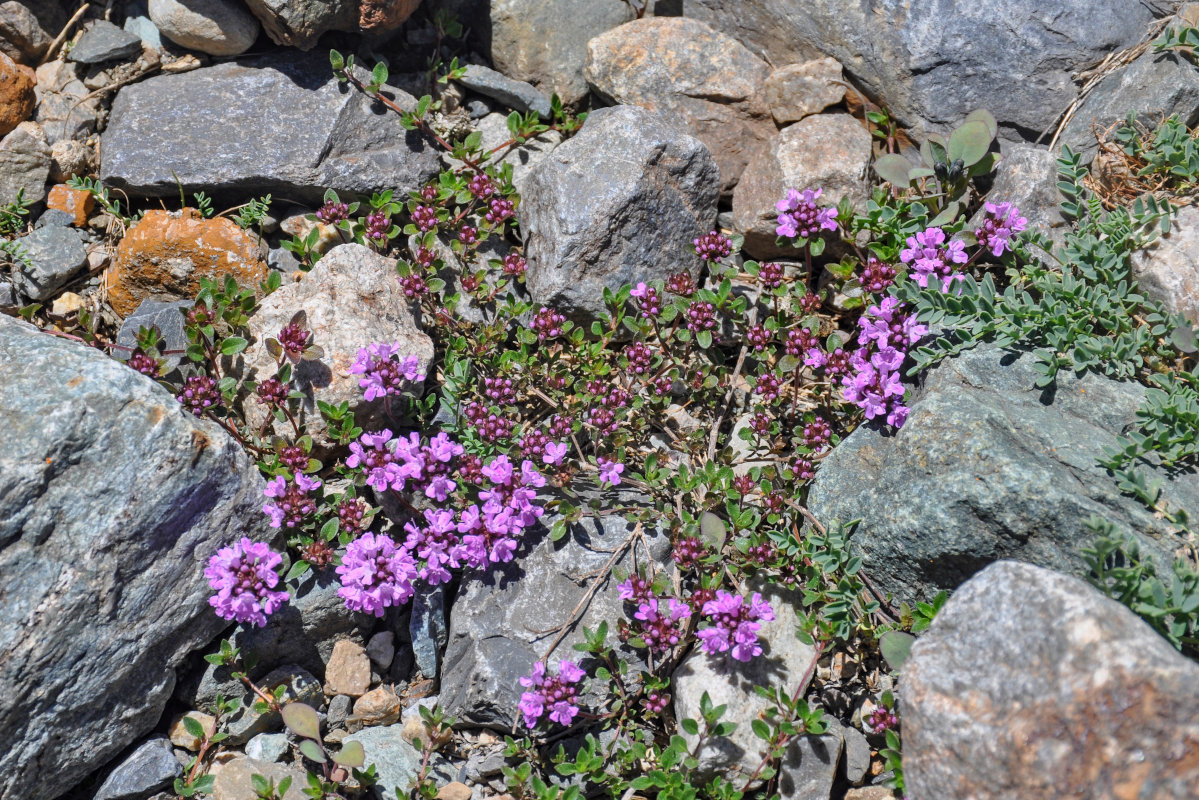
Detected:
[521,105,718,323]
[366,630,396,670]
[685,0,1166,139]
[807,344,1199,604]
[149,0,261,57]
[342,725,423,797]
[212,756,307,800]
[732,113,871,258]
[441,484,672,728]
[124,0,164,50]
[0,314,273,800]
[763,58,846,125]
[35,208,72,228]
[842,724,871,785]
[326,639,372,697]
[11,223,87,300]
[0,279,15,306]
[0,119,48,206]
[66,20,143,65]
[244,732,290,763]
[243,0,354,49]
[490,0,633,105]
[458,63,551,117]
[410,582,447,678]
[353,686,402,726]
[904,561,1199,799]
[327,693,352,728]
[34,59,102,145]
[94,737,182,800]
[0,51,34,137]
[222,665,323,746]
[475,111,563,194]
[1060,50,1199,158]
[102,53,439,202]
[1131,201,1199,325]
[45,183,93,226]
[977,143,1068,248]
[0,0,66,65]
[673,578,820,783]
[585,17,773,193]
[114,299,192,369]
[48,138,92,182]
[107,208,268,317]
[241,243,434,447]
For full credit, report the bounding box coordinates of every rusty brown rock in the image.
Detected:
[732,113,871,258]
[585,17,773,195]
[435,782,472,800]
[46,183,93,226]
[352,686,401,726]
[107,208,269,317]
[762,58,846,125]
[903,561,1199,800]
[0,50,34,137]
[359,0,422,33]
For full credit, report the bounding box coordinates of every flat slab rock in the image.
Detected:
[0,314,273,800]
[101,53,439,201]
[904,561,1199,799]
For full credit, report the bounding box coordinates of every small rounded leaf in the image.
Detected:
[700,511,727,551]
[965,108,998,140]
[947,120,992,167]
[874,154,915,186]
[298,739,326,763]
[281,702,321,740]
[879,630,916,671]
[332,740,365,768]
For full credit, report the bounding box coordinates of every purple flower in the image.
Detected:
[336,532,417,616]
[776,187,839,240]
[632,597,692,653]
[900,227,969,292]
[697,590,775,662]
[598,457,624,487]
[177,374,221,416]
[976,201,1028,257]
[618,574,655,604]
[629,282,661,319]
[518,659,586,728]
[205,538,289,627]
[543,441,568,465]
[693,230,733,262]
[349,343,423,401]
[262,473,322,528]
[532,307,566,340]
[403,508,461,584]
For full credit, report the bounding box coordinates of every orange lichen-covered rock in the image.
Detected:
[0,51,35,137]
[108,208,268,316]
[46,183,94,226]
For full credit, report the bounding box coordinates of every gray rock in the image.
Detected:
[267,246,301,274]
[240,243,434,449]
[114,299,191,368]
[904,561,1199,799]
[94,738,182,800]
[673,578,820,783]
[410,583,447,679]
[490,0,633,105]
[244,733,290,763]
[1131,201,1199,325]
[1060,50,1199,158]
[807,344,1199,604]
[67,20,143,64]
[222,665,323,746]
[458,63,551,118]
[0,120,49,206]
[763,57,846,125]
[975,143,1068,248]
[102,53,439,202]
[521,105,718,323]
[777,730,843,800]
[326,693,352,728]
[585,16,774,194]
[12,223,87,300]
[34,59,101,145]
[48,138,92,182]
[243,0,356,51]
[684,0,1168,140]
[35,208,73,228]
[148,0,260,57]
[124,0,164,50]
[342,725,423,797]
[441,484,672,728]
[464,747,508,782]
[0,280,15,306]
[366,631,395,671]
[0,314,272,800]
[842,725,871,786]
[176,570,373,710]
[465,98,493,119]
[0,0,65,65]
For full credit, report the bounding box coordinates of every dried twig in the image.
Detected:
[40,3,90,66]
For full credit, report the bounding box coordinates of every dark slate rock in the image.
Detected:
[904,561,1199,799]
[409,583,447,679]
[243,0,357,51]
[465,98,494,119]
[440,485,672,729]
[1060,50,1199,158]
[458,64,552,118]
[123,0,163,50]
[114,299,191,368]
[35,208,75,229]
[12,224,88,300]
[521,105,718,324]
[807,344,1199,604]
[0,314,272,800]
[0,280,15,306]
[0,0,66,65]
[94,737,181,800]
[101,54,440,202]
[67,20,143,64]
[684,0,1169,139]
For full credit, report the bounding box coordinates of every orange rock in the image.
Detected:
[0,51,35,137]
[359,0,423,32]
[108,208,269,317]
[46,184,94,226]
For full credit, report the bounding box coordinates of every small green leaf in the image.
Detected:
[332,740,365,767]
[299,738,326,763]
[948,120,992,167]
[281,702,321,740]
[220,336,248,356]
[879,630,917,672]
[874,154,914,186]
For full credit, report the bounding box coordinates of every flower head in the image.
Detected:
[696,590,774,662]
[336,532,417,616]
[518,659,586,728]
[205,538,289,627]
[776,187,838,240]
[349,343,423,401]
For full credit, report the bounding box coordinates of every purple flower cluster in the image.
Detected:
[841,297,928,428]
[694,230,732,262]
[632,596,691,653]
[256,377,288,406]
[860,257,897,294]
[532,307,566,340]
[666,271,696,297]
[346,429,462,501]
[350,343,423,402]
[412,204,438,232]
[364,210,390,243]
[502,253,527,277]
[746,324,772,352]
[686,301,717,332]
[672,536,705,568]
[975,201,1027,257]
[868,706,899,733]
[205,538,290,627]
[618,574,655,604]
[626,341,654,374]
[128,349,159,378]
[776,187,838,240]
[463,401,514,442]
[696,590,775,662]
[263,473,322,528]
[900,227,968,292]
[758,262,784,289]
[486,197,515,224]
[336,532,417,616]
[597,457,624,486]
[630,282,662,319]
[518,659,586,728]
[177,374,221,416]
[316,199,349,225]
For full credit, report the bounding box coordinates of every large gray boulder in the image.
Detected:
[0,314,274,800]
[520,105,719,323]
[102,54,439,202]
[904,561,1199,799]
[683,0,1170,139]
[807,344,1199,603]
[1132,203,1199,325]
